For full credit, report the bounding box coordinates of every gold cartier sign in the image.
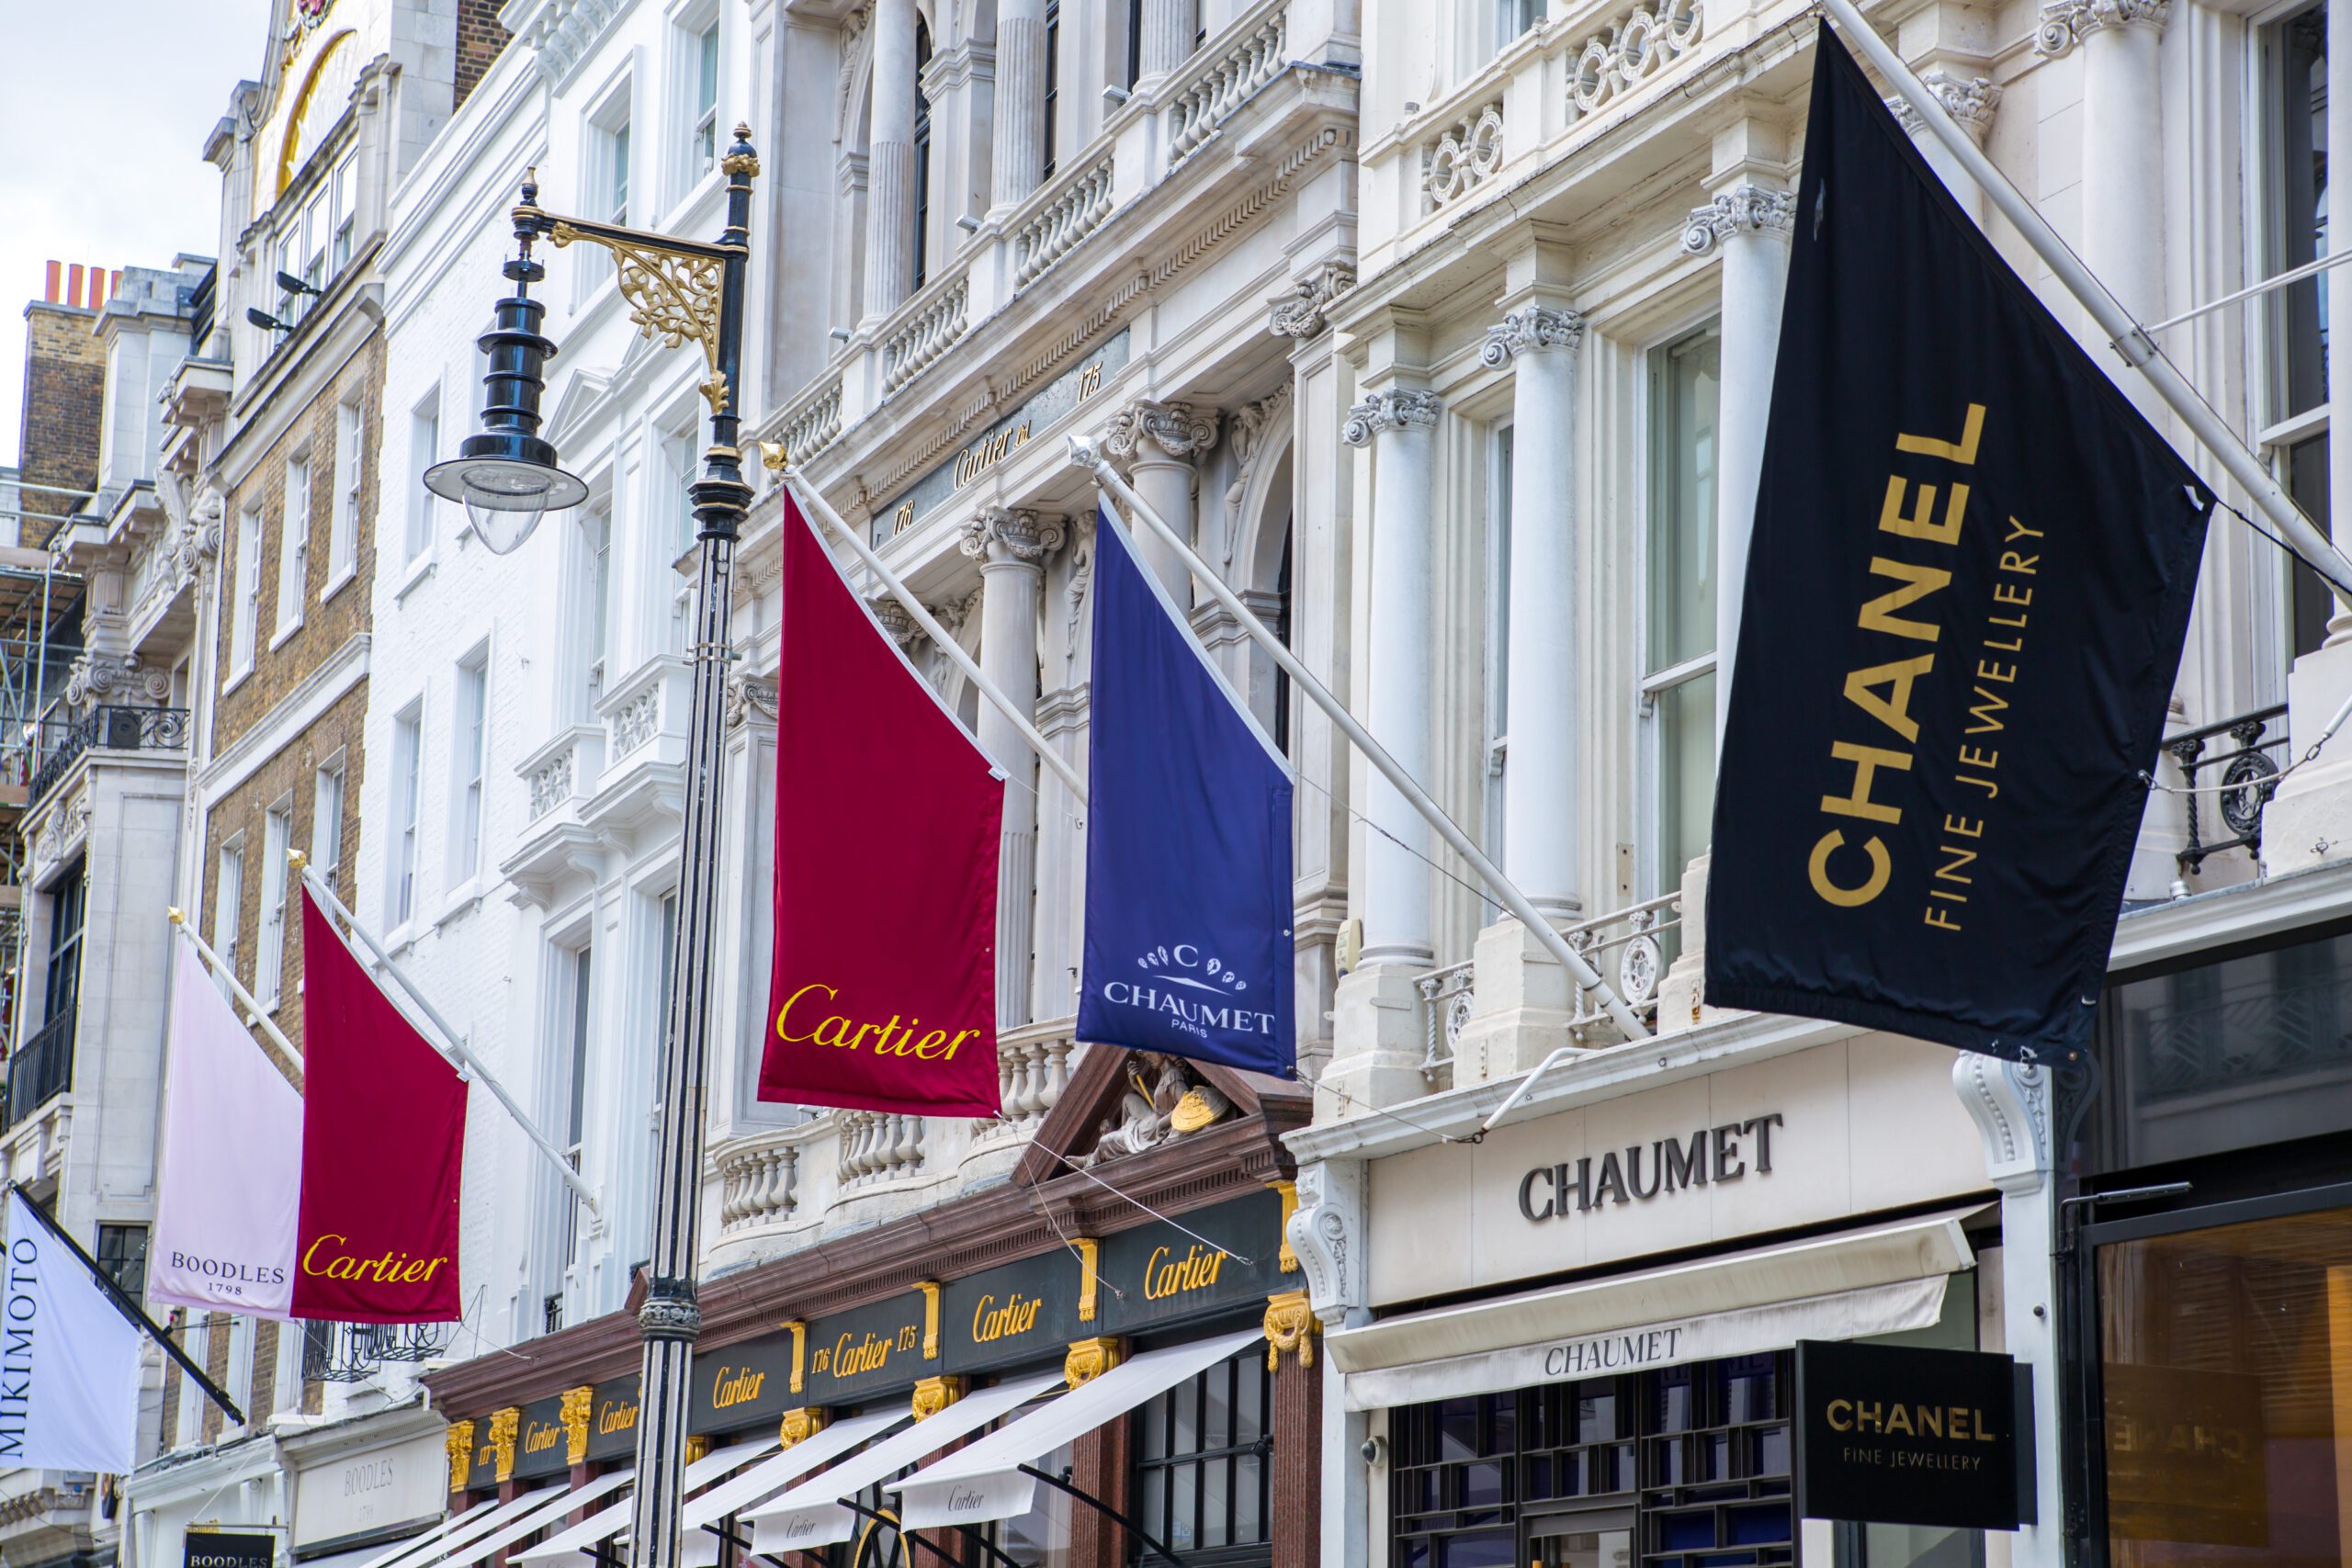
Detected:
[711,1366,768,1408]
[954,420,1033,488]
[811,1325,915,1379]
[597,1397,638,1435]
[970,1291,1044,1343]
[880,351,1113,538]
[1143,1243,1229,1301]
[522,1421,563,1455]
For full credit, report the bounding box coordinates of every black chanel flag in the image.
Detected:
[1704,23,2214,1062]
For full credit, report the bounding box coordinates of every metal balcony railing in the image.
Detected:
[301,1319,450,1382]
[2166,703,2288,875]
[7,1007,73,1127]
[27,705,190,807]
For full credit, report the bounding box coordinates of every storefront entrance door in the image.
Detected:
[1526,1509,1634,1568]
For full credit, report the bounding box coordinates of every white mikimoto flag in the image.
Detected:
[151,940,300,1318]
[0,1190,141,1471]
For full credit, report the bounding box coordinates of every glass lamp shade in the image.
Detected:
[424,446,588,556]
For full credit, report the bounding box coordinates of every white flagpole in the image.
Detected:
[1823,0,2352,607]
[166,908,304,1085]
[290,854,601,1215]
[761,447,1091,805]
[1071,438,1654,1046]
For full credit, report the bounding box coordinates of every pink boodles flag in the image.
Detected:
[294,889,468,1322]
[150,941,302,1318]
[760,496,1005,1117]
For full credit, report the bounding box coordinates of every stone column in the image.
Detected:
[1340,389,1441,966]
[1480,304,1585,917]
[2039,0,2167,333]
[1887,71,2001,226]
[1102,399,1219,598]
[960,508,1067,1029]
[862,0,920,323]
[1136,0,1197,89]
[1681,185,1793,750]
[991,0,1048,214]
[1953,1054,2063,1568]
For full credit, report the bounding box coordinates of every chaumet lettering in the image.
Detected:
[1544,1327,1683,1379]
[1520,1115,1781,1221]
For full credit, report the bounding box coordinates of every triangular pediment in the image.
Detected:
[1018,1043,1306,1186]
[543,365,616,451]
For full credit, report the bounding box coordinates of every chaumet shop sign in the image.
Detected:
[1518,1113,1782,1220]
[867,328,1130,545]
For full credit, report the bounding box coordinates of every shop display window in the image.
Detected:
[1133,1348,1273,1565]
[2096,1196,2352,1565]
[1388,1357,1793,1568]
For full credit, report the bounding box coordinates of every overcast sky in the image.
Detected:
[0,0,275,468]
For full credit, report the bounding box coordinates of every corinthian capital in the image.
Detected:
[869,598,922,648]
[960,507,1069,569]
[2036,0,2168,56]
[1888,71,2002,143]
[1102,400,1221,464]
[1480,306,1587,367]
[1341,389,1442,448]
[1680,186,1794,256]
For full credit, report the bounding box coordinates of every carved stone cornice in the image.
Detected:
[1102,400,1221,465]
[959,507,1069,570]
[1479,306,1587,367]
[724,671,780,731]
[1680,186,1795,255]
[1268,262,1356,339]
[869,599,922,648]
[1341,389,1442,447]
[1888,71,2002,144]
[2036,0,2168,56]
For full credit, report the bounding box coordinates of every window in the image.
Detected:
[258,801,291,1005]
[1496,0,1541,50]
[1642,323,1721,903]
[391,705,422,926]
[43,862,85,1035]
[1485,423,1514,878]
[983,1395,1073,1568]
[1126,0,1145,87]
[665,429,697,561]
[1043,0,1061,180]
[331,151,358,273]
[329,396,361,583]
[231,507,262,675]
[214,840,244,982]
[691,20,721,177]
[2263,5,2335,657]
[1134,1349,1272,1559]
[602,97,633,225]
[557,944,593,1280]
[277,452,311,637]
[96,1224,148,1310]
[584,506,613,709]
[912,20,933,290]
[312,760,345,879]
[407,389,440,562]
[452,653,488,882]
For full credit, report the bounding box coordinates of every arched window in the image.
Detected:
[912,18,934,290]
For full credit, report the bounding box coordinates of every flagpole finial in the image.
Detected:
[1068,434,1106,472]
[757,442,788,473]
[288,849,307,873]
[167,907,185,925]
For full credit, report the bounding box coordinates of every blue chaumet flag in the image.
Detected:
[1076,503,1296,1077]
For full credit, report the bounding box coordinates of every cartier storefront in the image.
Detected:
[417,1051,1319,1568]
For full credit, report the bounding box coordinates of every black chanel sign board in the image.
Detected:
[1793,1339,2033,1530]
[187,1534,277,1568]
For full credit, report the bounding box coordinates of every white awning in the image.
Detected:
[505,1431,798,1567]
[351,1500,500,1568]
[426,1472,635,1568]
[896,1328,1264,1532]
[383,1490,563,1568]
[670,1411,909,1568]
[746,1373,1065,1553]
[1327,1206,1982,1412]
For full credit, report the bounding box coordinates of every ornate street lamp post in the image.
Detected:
[426,128,760,1568]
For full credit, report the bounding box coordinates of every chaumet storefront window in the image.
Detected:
[2096,1194,2352,1565]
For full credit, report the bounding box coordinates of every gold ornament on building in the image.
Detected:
[444,1420,475,1490]
[1064,1337,1125,1389]
[910,1375,967,1421]
[1264,1291,1316,1371]
[1170,1088,1220,1133]
[684,1435,714,1465]
[484,1406,521,1483]
[560,1385,595,1466]
[917,1280,943,1359]
[779,1407,827,1450]
[546,222,736,414]
[1074,1237,1102,1323]
[720,126,762,177]
[783,1318,808,1393]
[1270,1179,1300,1273]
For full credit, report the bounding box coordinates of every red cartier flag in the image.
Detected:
[761,496,1005,1117]
[293,889,468,1323]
